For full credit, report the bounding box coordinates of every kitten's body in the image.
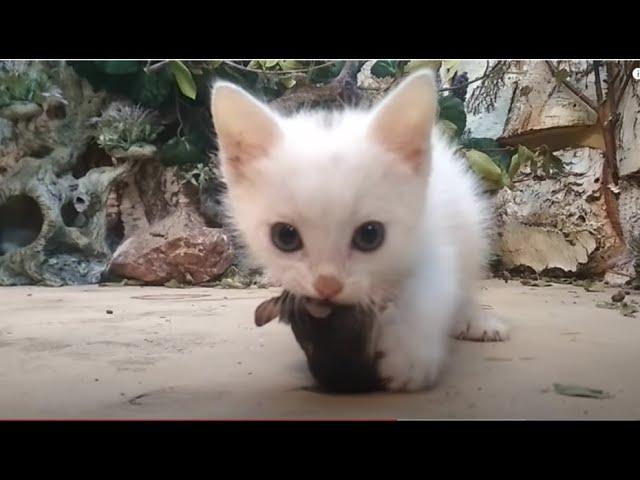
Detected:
[211,71,507,392]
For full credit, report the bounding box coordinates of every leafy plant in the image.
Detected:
[0,62,53,107]
[178,163,213,187]
[93,102,163,152]
[159,133,208,166]
[438,95,466,137]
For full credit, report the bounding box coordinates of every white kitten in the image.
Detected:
[210,70,508,392]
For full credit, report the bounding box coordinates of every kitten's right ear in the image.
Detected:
[211,82,282,177]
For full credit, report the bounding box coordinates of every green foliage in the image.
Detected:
[404,60,442,74]
[0,64,52,107]
[94,103,163,152]
[438,95,466,136]
[159,133,207,166]
[308,61,346,84]
[462,137,512,171]
[464,149,512,191]
[69,61,167,108]
[178,163,213,187]
[370,60,399,78]
[169,61,197,100]
[129,69,174,108]
[93,61,143,75]
[507,144,565,179]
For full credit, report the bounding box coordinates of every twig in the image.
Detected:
[615,61,639,111]
[544,61,597,113]
[144,60,170,74]
[593,61,603,104]
[222,60,337,75]
[439,60,493,93]
[268,61,359,113]
[438,71,494,93]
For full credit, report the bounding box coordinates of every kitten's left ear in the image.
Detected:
[367,70,438,171]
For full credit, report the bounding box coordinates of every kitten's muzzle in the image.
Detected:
[313,275,344,300]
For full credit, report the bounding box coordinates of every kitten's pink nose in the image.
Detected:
[313,275,343,299]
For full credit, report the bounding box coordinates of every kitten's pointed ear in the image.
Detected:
[211,82,283,177]
[367,70,438,171]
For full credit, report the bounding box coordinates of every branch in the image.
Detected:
[593,61,603,104]
[143,60,170,74]
[544,61,598,113]
[222,61,337,75]
[615,61,640,111]
[438,62,499,93]
[268,61,360,114]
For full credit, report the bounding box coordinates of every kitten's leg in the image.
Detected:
[375,308,448,392]
[451,297,509,342]
[375,251,457,392]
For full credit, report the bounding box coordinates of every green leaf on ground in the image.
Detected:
[553,383,612,399]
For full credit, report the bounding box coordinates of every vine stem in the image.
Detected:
[222,60,336,75]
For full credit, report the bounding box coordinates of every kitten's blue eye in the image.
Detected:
[271,222,303,252]
[352,221,385,252]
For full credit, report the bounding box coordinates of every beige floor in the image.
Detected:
[0,279,639,419]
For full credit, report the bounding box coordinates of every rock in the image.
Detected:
[0,102,43,121]
[612,291,626,303]
[494,147,623,275]
[108,210,234,285]
[109,143,157,161]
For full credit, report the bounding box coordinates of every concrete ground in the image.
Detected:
[1,279,639,420]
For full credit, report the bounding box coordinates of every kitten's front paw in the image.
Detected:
[376,326,443,392]
[453,313,509,342]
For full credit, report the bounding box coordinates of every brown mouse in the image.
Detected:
[255,291,385,393]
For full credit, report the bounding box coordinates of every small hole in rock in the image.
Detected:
[73,141,113,179]
[0,195,44,256]
[46,104,66,120]
[106,214,125,252]
[61,201,87,228]
[29,144,54,158]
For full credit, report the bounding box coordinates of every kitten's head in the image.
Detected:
[211,70,438,305]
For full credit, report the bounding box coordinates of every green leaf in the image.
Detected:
[465,149,505,189]
[442,60,461,82]
[508,153,521,179]
[248,60,264,69]
[371,60,397,78]
[553,383,612,399]
[280,76,297,89]
[130,70,173,108]
[583,281,606,292]
[554,68,571,84]
[264,60,280,68]
[169,61,197,100]
[620,302,638,317]
[308,61,343,84]
[510,145,536,178]
[438,95,466,135]
[404,60,442,74]
[278,60,304,71]
[462,137,512,171]
[159,136,203,166]
[438,120,458,139]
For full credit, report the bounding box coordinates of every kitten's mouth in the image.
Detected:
[303,298,333,318]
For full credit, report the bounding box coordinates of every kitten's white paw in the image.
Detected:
[376,324,444,392]
[453,312,509,342]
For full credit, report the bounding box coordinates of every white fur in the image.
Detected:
[211,71,508,392]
